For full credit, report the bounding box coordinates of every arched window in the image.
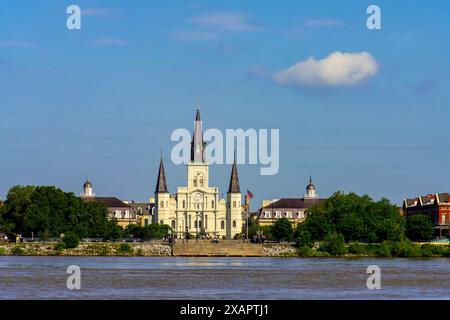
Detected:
[160,201,164,208]
[233,221,236,228]
[199,178,204,187]
[137,207,142,214]
[221,221,225,229]
[171,220,176,228]
[233,201,236,208]
[193,178,198,187]
[160,220,163,225]
[182,200,186,208]
[211,200,214,208]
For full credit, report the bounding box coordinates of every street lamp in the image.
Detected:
[195,212,200,242]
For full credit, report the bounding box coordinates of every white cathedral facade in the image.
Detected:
[154,109,243,239]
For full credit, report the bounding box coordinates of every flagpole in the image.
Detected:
[246,195,250,242]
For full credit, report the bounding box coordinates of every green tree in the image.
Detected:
[303,192,404,243]
[0,185,119,240]
[0,185,35,234]
[272,218,293,241]
[322,232,347,256]
[63,232,80,249]
[406,214,434,241]
[295,230,313,248]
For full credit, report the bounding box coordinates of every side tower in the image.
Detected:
[226,155,242,239]
[154,157,171,225]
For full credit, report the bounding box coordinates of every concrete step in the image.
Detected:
[172,240,264,257]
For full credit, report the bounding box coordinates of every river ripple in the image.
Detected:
[0,256,449,299]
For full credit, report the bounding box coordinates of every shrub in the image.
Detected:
[420,244,444,257]
[377,242,392,257]
[348,242,367,255]
[322,232,348,256]
[11,246,24,255]
[63,232,80,249]
[443,247,450,258]
[420,245,433,257]
[117,243,134,255]
[54,242,66,251]
[313,250,331,257]
[136,248,144,256]
[0,247,6,255]
[428,245,446,256]
[391,241,421,258]
[97,245,111,256]
[297,245,313,257]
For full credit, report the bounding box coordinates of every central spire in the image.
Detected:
[191,106,205,163]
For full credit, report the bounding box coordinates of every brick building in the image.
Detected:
[402,193,450,239]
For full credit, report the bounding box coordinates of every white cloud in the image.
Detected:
[303,19,343,28]
[172,31,219,42]
[0,40,34,48]
[189,12,260,31]
[274,51,379,87]
[90,38,128,46]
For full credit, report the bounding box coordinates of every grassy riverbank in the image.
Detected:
[296,241,450,258]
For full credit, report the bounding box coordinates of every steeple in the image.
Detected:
[228,153,240,193]
[191,106,205,163]
[155,157,168,193]
[305,175,317,199]
[82,178,95,197]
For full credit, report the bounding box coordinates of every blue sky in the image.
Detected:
[1,0,450,207]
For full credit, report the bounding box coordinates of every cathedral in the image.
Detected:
[154,109,243,239]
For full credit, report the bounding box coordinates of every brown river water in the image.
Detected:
[0,256,449,299]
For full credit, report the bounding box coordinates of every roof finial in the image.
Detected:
[309,175,312,184]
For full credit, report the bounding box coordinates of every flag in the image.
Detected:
[247,190,254,199]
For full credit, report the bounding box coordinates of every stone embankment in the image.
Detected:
[0,241,299,257]
[0,242,172,256]
[263,243,298,257]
